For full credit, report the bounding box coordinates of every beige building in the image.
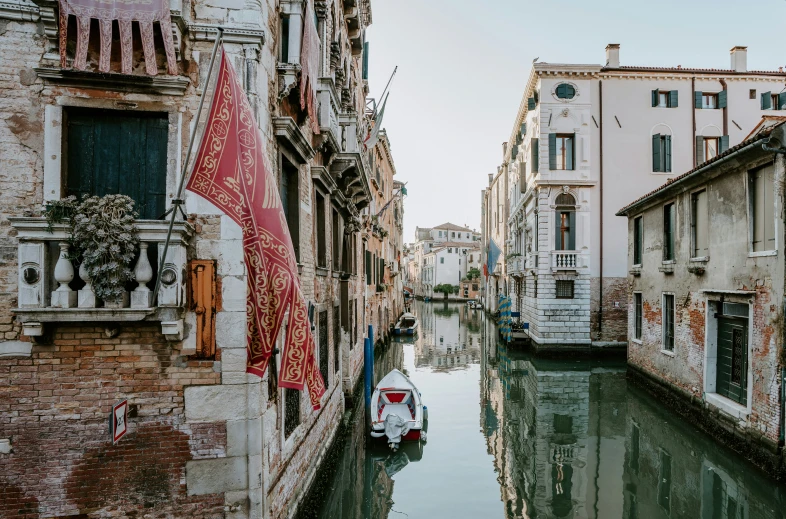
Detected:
[0,0,391,517]
[485,43,786,350]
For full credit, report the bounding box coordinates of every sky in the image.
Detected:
[364,0,786,243]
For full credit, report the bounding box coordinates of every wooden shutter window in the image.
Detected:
[761,92,772,110]
[663,203,675,260]
[664,135,672,172]
[528,97,536,110]
[779,92,786,110]
[669,90,678,108]
[720,135,729,153]
[695,136,705,166]
[566,134,575,170]
[691,190,708,258]
[531,138,539,172]
[651,89,659,107]
[718,90,727,109]
[365,250,372,285]
[548,133,557,170]
[189,260,217,359]
[652,134,661,172]
[694,91,703,109]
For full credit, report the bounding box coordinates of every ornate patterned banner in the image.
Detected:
[58,0,177,75]
[186,49,325,410]
[300,0,320,133]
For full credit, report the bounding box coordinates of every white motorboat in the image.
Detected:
[393,312,419,336]
[370,369,426,447]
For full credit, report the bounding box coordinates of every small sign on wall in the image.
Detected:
[110,400,128,444]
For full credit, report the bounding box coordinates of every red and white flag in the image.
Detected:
[186,48,326,409]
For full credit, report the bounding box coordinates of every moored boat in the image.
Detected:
[393,312,419,336]
[370,369,426,448]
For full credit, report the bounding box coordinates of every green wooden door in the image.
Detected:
[66,109,168,220]
[716,317,748,405]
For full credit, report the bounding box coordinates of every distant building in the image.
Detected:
[411,223,480,297]
[617,117,786,473]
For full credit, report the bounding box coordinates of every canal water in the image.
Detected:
[297,301,786,519]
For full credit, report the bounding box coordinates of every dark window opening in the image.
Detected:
[634,293,642,340]
[318,310,328,389]
[663,203,675,261]
[284,388,300,437]
[280,156,300,262]
[663,294,675,351]
[65,108,168,220]
[633,216,643,265]
[556,280,574,299]
[333,305,341,375]
[316,192,327,267]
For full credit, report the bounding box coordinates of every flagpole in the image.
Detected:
[372,66,397,119]
[151,27,224,306]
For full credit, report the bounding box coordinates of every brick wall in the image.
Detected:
[0,324,226,518]
[590,276,628,343]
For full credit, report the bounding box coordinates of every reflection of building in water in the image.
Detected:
[623,385,786,519]
[482,343,627,519]
[414,304,481,370]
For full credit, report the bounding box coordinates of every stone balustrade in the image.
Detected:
[550,250,589,272]
[10,217,193,340]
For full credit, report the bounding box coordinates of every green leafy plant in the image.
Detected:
[45,194,140,304]
[433,284,459,300]
[466,267,481,280]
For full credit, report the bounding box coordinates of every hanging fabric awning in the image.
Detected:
[58,0,177,75]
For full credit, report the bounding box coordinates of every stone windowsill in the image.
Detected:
[0,341,33,358]
[705,392,750,421]
[690,256,710,263]
[316,266,329,277]
[629,265,642,276]
[660,349,675,357]
[748,250,777,258]
[658,261,675,274]
[631,338,642,345]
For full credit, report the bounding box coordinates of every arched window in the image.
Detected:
[555,83,576,99]
[555,193,576,250]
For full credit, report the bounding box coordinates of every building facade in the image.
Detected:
[0,0,400,517]
[412,222,480,297]
[617,118,786,473]
[487,43,786,349]
[364,130,406,343]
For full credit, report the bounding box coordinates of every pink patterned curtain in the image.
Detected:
[300,0,320,133]
[58,0,177,76]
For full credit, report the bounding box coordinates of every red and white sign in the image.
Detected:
[111,400,128,444]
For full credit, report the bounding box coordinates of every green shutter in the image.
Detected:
[528,97,536,110]
[520,122,526,136]
[531,138,539,172]
[652,89,659,107]
[548,133,557,170]
[718,90,727,109]
[779,92,786,110]
[556,84,565,98]
[761,92,772,110]
[652,134,661,172]
[365,250,371,285]
[669,90,678,108]
[554,212,562,250]
[664,135,672,172]
[568,211,576,250]
[720,135,729,153]
[695,136,705,165]
[511,146,518,160]
[362,42,369,80]
[694,91,703,109]
[66,109,168,220]
[566,134,574,170]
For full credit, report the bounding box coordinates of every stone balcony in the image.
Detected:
[317,78,341,152]
[550,250,589,272]
[10,217,193,340]
[508,256,525,277]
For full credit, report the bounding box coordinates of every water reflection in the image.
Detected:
[301,301,786,519]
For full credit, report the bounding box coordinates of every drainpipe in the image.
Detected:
[719,78,728,137]
[598,80,604,338]
[692,77,697,166]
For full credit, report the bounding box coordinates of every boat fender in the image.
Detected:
[421,431,427,442]
[423,406,428,420]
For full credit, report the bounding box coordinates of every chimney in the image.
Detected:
[730,46,747,72]
[488,173,493,186]
[606,44,620,68]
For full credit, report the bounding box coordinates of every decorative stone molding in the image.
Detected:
[277,62,301,100]
[34,67,190,95]
[0,1,39,21]
[189,24,265,48]
[273,117,316,164]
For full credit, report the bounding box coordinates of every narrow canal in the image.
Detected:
[298,301,786,519]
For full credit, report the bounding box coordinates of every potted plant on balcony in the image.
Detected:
[45,194,140,308]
